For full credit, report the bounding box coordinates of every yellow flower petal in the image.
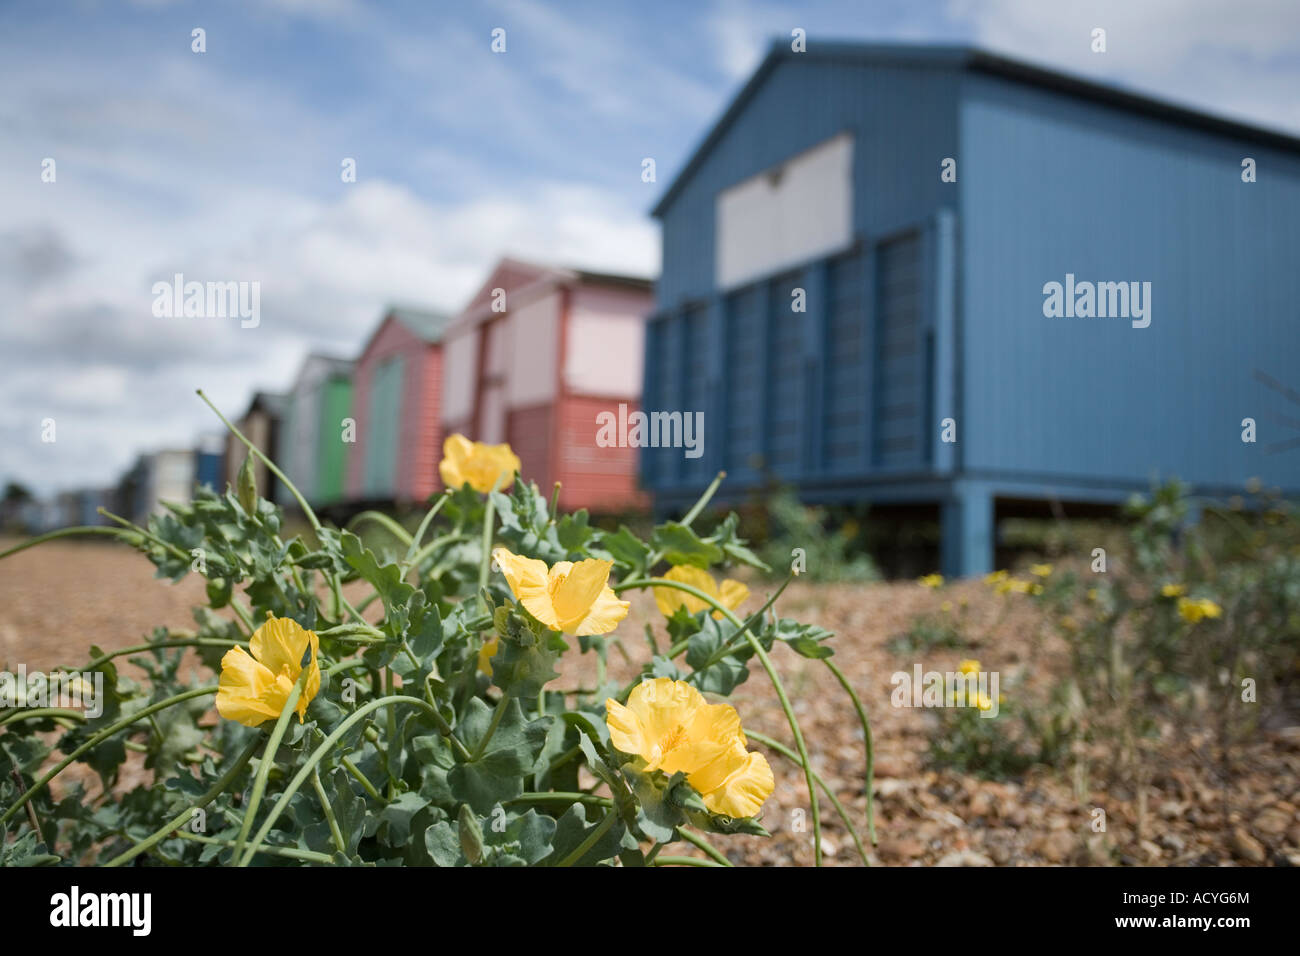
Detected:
[550,559,613,631]
[654,565,714,617]
[478,636,498,676]
[697,746,774,818]
[217,617,319,726]
[717,579,750,616]
[574,586,630,636]
[251,616,313,678]
[605,678,771,818]
[495,548,628,636]
[439,434,520,493]
[604,696,649,761]
[215,647,281,727]
[494,548,558,628]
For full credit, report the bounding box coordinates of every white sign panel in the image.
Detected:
[715,132,854,289]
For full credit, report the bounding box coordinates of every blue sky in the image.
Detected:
[3,0,1300,494]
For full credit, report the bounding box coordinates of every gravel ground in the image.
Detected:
[3,535,1297,866]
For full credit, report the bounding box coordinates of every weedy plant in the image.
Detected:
[0,391,873,867]
[1030,481,1300,815]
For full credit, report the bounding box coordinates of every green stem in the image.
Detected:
[405,533,472,576]
[197,388,323,533]
[613,576,824,865]
[402,493,451,571]
[103,734,263,867]
[311,764,346,854]
[0,525,129,562]
[80,636,238,671]
[348,510,413,545]
[505,792,611,808]
[0,685,218,829]
[677,826,733,866]
[0,708,86,728]
[643,471,726,570]
[747,729,870,866]
[317,623,386,643]
[98,508,190,563]
[680,470,726,528]
[471,693,512,761]
[555,808,618,867]
[232,662,315,864]
[237,695,442,866]
[613,575,790,697]
[651,855,723,867]
[824,658,876,845]
[478,482,501,597]
[341,756,384,803]
[164,829,332,863]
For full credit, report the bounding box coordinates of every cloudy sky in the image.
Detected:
[3,0,1299,496]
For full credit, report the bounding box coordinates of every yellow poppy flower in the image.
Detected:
[653,565,749,620]
[682,739,774,819]
[983,570,1009,586]
[958,659,980,675]
[216,616,320,727]
[478,636,498,676]
[493,548,629,636]
[1030,564,1053,578]
[605,678,773,818]
[439,434,521,494]
[1177,597,1223,624]
[1160,583,1185,598]
[918,573,944,589]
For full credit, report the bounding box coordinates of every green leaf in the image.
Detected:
[376,792,431,848]
[685,615,751,694]
[449,698,551,813]
[651,522,723,568]
[341,531,415,611]
[598,525,651,570]
[491,627,563,699]
[769,618,836,659]
[622,764,684,844]
[708,512,770,571]
[485,808,556,866]
[555,510,594,552]
[424,821,461,867]
[544,803,625,866]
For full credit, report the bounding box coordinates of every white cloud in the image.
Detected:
[947,0,1300,131]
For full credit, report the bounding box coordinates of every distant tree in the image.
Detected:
[3,482,34,504]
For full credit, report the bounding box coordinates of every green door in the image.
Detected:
[364,356,404,498]
[316,377,353,504]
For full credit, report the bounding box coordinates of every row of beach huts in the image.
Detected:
[50,257,655,530]
[19,43,1300,574]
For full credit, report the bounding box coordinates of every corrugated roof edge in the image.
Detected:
[650,39,1300,218]
[386,305,452,343]
[572,269,654,291]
